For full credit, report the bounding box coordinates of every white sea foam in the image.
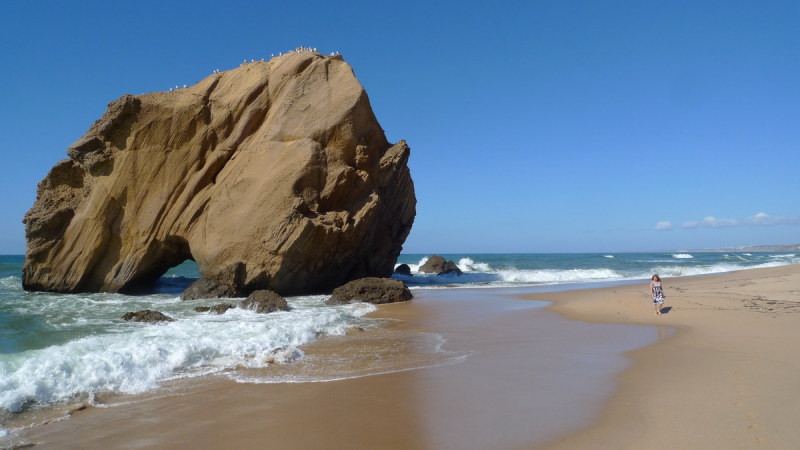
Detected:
[395,257,428,273]
[603,255,614,258]
[645,260,788,279]
[457,257,492,272]
[397,267,626,288]
[672,254,694,259]
[0,296,376,413]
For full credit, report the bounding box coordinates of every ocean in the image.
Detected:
[1,251,797,436]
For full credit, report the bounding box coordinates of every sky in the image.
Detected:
[0,0,797,254]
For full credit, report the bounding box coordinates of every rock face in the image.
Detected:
[22,52,416,296]
[325,277,412,305]
[240,290,288,313]
[121,310,174,323]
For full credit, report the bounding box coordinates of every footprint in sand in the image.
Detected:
[748,425,758,430]
[758,437,770,444]
[734,402,744,407]
[739,392,748,397]
[747,413,758,418]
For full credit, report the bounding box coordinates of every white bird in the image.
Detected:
[183,85,187,88]
[170,88,173,91]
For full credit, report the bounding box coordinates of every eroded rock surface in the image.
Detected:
[325,277,412,305]
[23,51,416,296]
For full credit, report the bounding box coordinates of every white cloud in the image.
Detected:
[681,213,800,229]
[745,212,800,226]
[655,221,674,231]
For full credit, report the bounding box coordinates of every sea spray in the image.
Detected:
[393,252,799,289]
[0,290,377,413]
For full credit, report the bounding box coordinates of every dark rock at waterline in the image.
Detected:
[418,255,446,274]
[194,303,236,314]
[418,255,462,276]
[180,278,242,300]
[440,260,463,276]
[326,277,413,305]
[240,290,288,314]
[394,264,412,276]
[122,309,174,323]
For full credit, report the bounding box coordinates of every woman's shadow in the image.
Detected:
[660,306,673,314]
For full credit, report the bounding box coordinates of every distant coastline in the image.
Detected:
[661,244,800,253]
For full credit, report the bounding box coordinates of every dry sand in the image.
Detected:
[11,264,800,449]
[536,263,800,449]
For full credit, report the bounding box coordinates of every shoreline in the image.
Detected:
[5,264,799,449]
[534,263,800,449]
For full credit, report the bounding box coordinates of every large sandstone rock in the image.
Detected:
[22,51,416,296]
[325,277,412,305]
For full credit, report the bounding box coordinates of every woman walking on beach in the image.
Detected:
[650,274,665,315]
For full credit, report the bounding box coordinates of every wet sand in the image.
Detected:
[536,263,800,449]
[9,264,800,449]
[12,289,656,449]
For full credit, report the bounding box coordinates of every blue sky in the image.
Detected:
[1,1,797,254]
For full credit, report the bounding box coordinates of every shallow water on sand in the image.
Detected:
[4,285,670,449]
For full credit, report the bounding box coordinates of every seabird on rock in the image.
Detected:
[183,84,187,88]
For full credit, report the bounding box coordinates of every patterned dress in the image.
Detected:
[651,281,664,304]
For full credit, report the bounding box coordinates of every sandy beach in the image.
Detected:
[10,264,800,449]
[537,263,800,449]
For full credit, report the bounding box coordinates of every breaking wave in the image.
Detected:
[0,295,376,414]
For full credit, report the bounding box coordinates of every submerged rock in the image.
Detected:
[23,51,416,296]
[240,290,288,314]
[325,277,412,305]
[394,264,412,276]
[121,310,174,323]
[194,303,235,314]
